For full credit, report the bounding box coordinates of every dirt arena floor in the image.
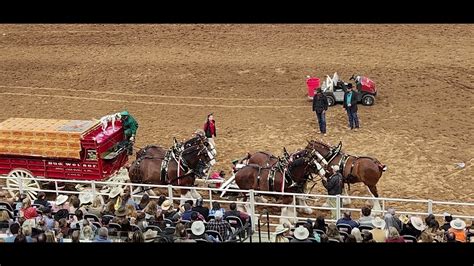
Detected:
[0,24,473,216]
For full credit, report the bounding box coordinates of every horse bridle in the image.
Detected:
[309,140,341,165]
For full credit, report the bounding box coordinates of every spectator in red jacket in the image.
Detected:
[203,113,216,147]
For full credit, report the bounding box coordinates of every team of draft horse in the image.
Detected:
[127,132,387,223]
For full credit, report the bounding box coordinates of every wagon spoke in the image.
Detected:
[8,179,19,185]
[27,190,38,200]
[7,182,19,188]
[27,182,40,188]
[27,189,38,195]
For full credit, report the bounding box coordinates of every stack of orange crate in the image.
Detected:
[0,118,98,159]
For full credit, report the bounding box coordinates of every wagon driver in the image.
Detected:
[120,110,139,155]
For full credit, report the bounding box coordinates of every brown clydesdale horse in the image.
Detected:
[129,136,216,205]
[135,145,166,160]
[237,151,279,168]
[234,149,325,224]
[306,139,387,209]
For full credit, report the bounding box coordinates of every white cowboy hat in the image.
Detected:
[372,216,386,229]
[109,187,123,199]
[272,224,289,235]
[55,195,68,206]
[143,229,158,243]
[79,192,93,205]
[293,226,309,240]
[450,218,466,230]
[161,200,172,211]
[410,216,426,231]
[214,210,223,219]
[191,221,205,236]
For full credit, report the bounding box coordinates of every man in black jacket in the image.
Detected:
[312,88,329,135]
[322,165,343,219]
[192,198,209,221]
[343,84,360,131]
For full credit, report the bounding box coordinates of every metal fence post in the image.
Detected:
[382,199,386,216]
[54,181,59,197]
[17,174,23,196]
[336,194,341,220]
[91,181,96,199]
[167,185,173,202]
[208,187,213,207]
[428,200,433,214]
[293,194,297,223]
[249,190,256,232]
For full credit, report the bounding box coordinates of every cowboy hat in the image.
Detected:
[372,216,386,229]
[79,192,93,205]
[214,210,223,219]
[161,200,172,211]
[399,214,409,225]
[54,209,69,221]
[114,207,127,217]
[0,209,14,220]
[22,218,36,229]
[272,224,289,235]
[450,218,466,230]
[109,187,123,199]
[55,195,68,206]
[293,226,309,240]
[191,221,205,236]
[143,229,158,243]
[410,216,426,231]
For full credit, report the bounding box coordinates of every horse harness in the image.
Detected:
[259,151,278,167]
[251,161,294,193]
[272,160,297,193]
[160,148,191,185]
[336,155,380,191]
[132,155,163,184]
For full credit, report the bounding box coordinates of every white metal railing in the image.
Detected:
[1,174,474,232]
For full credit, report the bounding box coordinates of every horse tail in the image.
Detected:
[376,160,387,172]
[363,157,387,172]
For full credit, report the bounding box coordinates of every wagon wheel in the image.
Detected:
[6,169,41,200]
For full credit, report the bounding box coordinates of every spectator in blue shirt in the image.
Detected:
[336,211,360,229]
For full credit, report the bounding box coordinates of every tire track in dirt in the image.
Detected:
[0,92,309,109]
[0,85,304,102]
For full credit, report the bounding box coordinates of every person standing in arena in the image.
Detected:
[203,113,216,147]
[312,88,328,135]
[343,84,360,131]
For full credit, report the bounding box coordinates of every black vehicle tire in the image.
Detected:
[326,95,336,106]
[362,94,375,106]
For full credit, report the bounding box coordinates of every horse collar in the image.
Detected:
[339,154,349,175]
[160,150,173,184]
[268,168,276,191]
